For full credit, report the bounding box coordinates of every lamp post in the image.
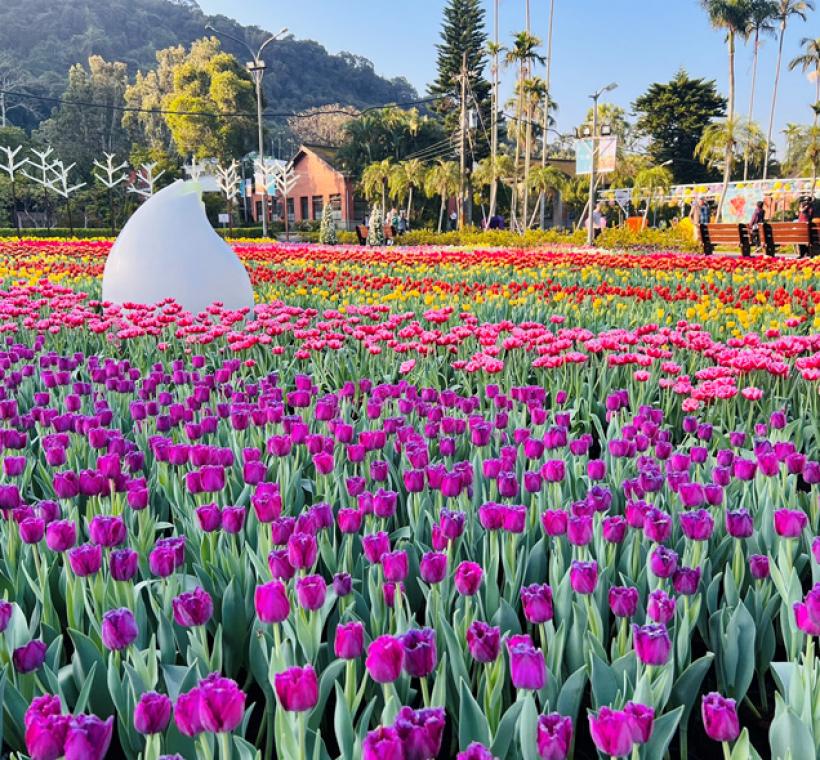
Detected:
[205,23,287,239]
[586,82,618,246]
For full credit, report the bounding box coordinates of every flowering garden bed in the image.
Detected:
[0,240,818,759]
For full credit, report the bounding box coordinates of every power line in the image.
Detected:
[0,88,443,121]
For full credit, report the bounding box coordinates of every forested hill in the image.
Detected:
[0,0,417,129]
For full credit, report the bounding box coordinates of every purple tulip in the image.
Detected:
[569,560,598,594]
[774,508,808,538]
[454,561,483,596]
[134,691,172,734]
[45,519,76,552]
[221,506,246,534]
[643,508,672,543]
[198,673,246,733]
[0,600,12,633]
[25,696,69,760]
[701,692,740,742]
[383,550,409,582]
[567,515,593,546]
[68,543,102,577]
[296,574,327,611]
[366,635,404,683]
[794,602,820,635]
[725,508,754,539]
[274,665,319,712]
[64,714,114,760]
[633,623,671,665]
[149,545,177,577]
[602,515,627,543]
[13,639,47,673]
[608,586,639,618]
[363,726,404,760]
[401,628,437,678]
[649,546,678,579]
[458,742,497,760]
[254,581,290,624]
[196,504,222,533]
[506,634,546,690]
[337,508,363,534]
[673,566,701,596]
[589,707,632,757]
[363,531,390,564]
[466,621,500,663]
[624,701,654,744]
[419,551,447,584]
[679,509,714,541]
[540,509,568,536]
[394,706,446,760]
[109,548,139,581]
[335,621,365,659]
[333,572,352,597]
[268,549,295,580]
[101,607,139,651]
[174,688,204,738]
[173,587,214,627]
[89,515,126,548]
[536,712,573,760]
[520,583,554,624]
[749,554,770,580]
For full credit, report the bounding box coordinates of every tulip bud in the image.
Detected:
[173,587,214,628]
[274,665,319,712]
[254,581,290,624]
[366,635,404,683]
[134,691,172,735]
[101,607,139,651]
[701,692,740,742]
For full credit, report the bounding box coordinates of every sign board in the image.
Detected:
[575,136,617,175]
[218,213,230,224]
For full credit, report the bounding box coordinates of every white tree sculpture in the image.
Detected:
[21,147,57,228]
[46,160,86,235]
[128,162,166,199]
[0,144,27,236]
[272,161,299,241]
[93,153,129,235]
[253,157,280,236]
[188,157,205,184]
[216,160,241,235]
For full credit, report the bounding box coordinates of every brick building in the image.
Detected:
[250,144,364,231]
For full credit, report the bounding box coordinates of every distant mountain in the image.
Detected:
[0,0,417,130]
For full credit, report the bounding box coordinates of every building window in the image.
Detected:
[300,196,309,221]
[312,195,324,220]
[286,197,295,222]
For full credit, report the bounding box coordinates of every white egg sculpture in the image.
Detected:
[102,180,254,314]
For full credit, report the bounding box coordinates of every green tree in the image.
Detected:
[582,103,633,149]
[632,165,673,223]
[163,37,256,160]
[429,0,491,137]
[389,159,427,220]
[504,31,544,230]
[527,164,566,227]
[789,37,820,191]
[695,117,767,180]
[700,0,754,218]
[763,0,814,178]
[424,159,460,232]
[124,45,188,157]
[35,56,130,179]
[361,159,392,215]
[633,69,727,184]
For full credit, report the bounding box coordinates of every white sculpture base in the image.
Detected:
[102,180,254,315]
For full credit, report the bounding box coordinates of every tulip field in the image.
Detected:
[1,238,820,760]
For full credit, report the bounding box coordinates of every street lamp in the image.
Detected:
[587,81,618,246]
[205,23,288,238]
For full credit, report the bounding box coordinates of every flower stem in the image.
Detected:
[220,731,232,760]
[298,710,307,760]
[722,741,732,760]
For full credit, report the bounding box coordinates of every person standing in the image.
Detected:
[798,197,815,258]
[749,200,765,252]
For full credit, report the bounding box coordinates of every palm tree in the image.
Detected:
[488,0,502,221]
[527,164,566,227]
[744,1,778,179]
[696,117,768,181]
[424,160,460,233]
[632,166,674,225]
[520,76,548,229]
[504,31,544,232]
[701,0,754,218]
[763,0,814,179]
[790,36,820,191]
[361,159,392,215]
[389,159,427,221]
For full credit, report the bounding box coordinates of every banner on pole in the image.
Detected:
[575,137,617,175]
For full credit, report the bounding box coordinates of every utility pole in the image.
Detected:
[539,0,555,229]
[205,24,287,238]
[586,82,618,246]
[458,52,469,230]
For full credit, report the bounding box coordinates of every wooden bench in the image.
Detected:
[355,224,396,245]
[761,222,811,257]
[700,223,752,257]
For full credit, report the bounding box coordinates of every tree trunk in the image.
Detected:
[743,28,760,181]
[812,73,819,196]
[438,196,446,233]
[522,103,532,231]
[407,186,414,221]
[764,22,786,180]
[109,187,115,237]
[717,31,736,222]
[381,181,387,220]
[66,197,74,236]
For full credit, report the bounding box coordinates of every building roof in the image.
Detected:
[295,144,348,175]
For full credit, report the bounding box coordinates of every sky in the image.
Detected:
[196,0,818,155]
